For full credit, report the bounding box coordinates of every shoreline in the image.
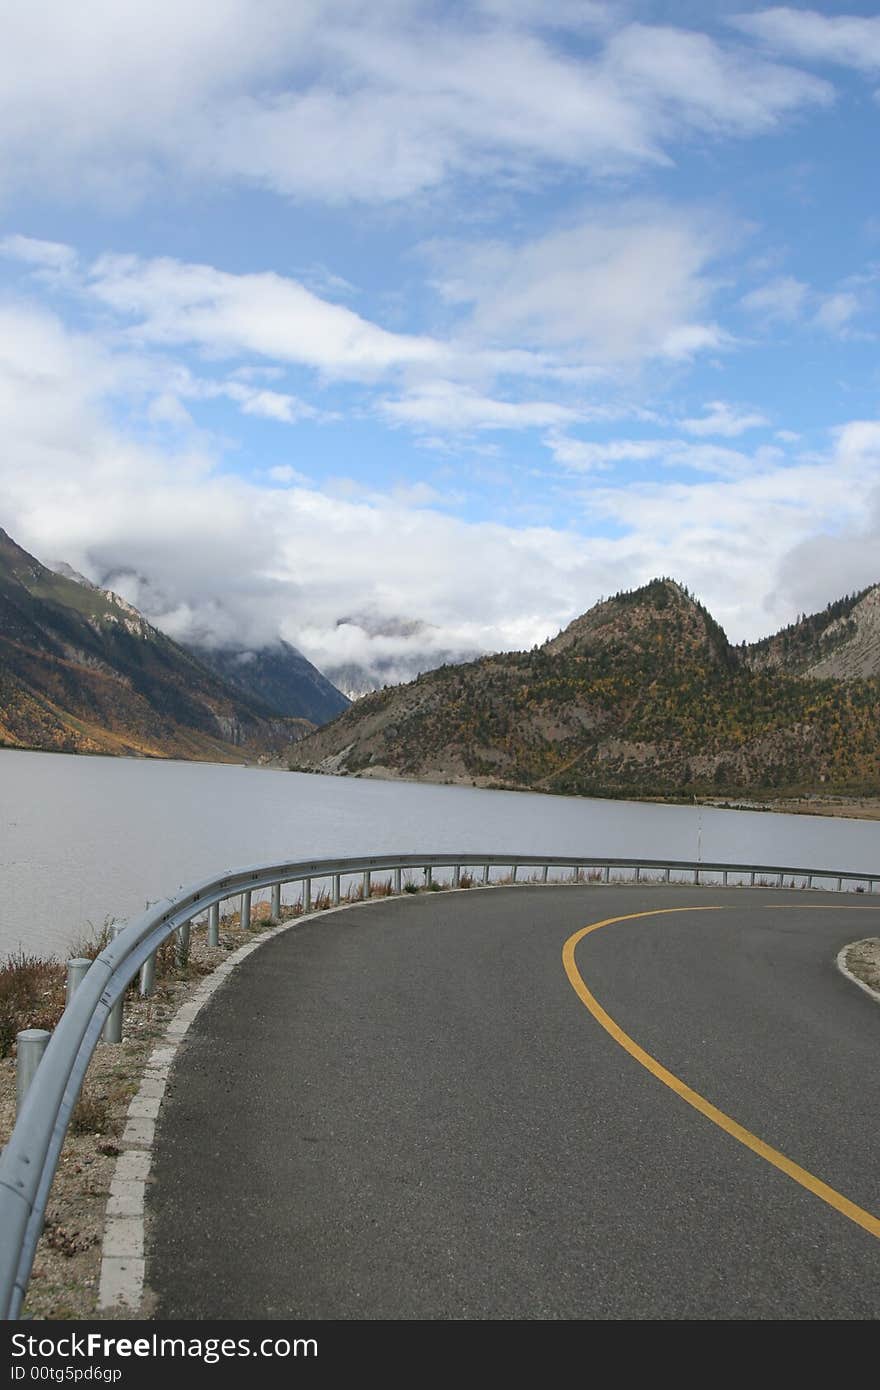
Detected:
[345,763,880,822]
[5,744,880,822]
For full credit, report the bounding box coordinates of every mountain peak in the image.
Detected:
[544,576,732,669]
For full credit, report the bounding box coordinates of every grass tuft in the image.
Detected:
[0,952,67,1058]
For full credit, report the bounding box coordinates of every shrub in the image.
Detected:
[0,952,67,1059]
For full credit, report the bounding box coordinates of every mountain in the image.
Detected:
[291,578,880,800]
[186,640,349,724]
[744,585,880,680]
[0,528,312,760]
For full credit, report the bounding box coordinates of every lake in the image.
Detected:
[1,748,878,958]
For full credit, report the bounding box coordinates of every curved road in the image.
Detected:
[147,886,880,1319]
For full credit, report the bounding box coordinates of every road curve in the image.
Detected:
[147,886,880,1319]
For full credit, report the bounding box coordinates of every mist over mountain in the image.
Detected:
[321,612,481,698]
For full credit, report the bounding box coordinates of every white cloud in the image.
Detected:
[774,422,880,615]
[681,400,769,436]
[664,442,782,479]
[0,233,77,270]
[546,434,665,471]
[3,285,877,676]
[221,382,321,423]
[381,382,581,432]
[606,22,831,134]
[4,228,735,435]
[578,426,880,638]
[425,204,727,370]
[87,254,444,378]
[739,275,808,322]
[267,464,312,486]
[0,3,833,208]
[148,393,195,428]
[735,8,880,73]
[813,290,860,334]
[740,272,871,337]
[548,434,778,480]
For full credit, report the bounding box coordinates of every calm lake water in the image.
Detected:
[1,748,877,958]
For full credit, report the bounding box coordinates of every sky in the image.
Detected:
[1,1,879,685]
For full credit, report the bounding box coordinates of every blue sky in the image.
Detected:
[1,1,879,684]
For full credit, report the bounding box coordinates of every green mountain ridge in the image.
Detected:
[292,577,880,801]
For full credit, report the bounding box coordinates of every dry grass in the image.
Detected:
[0,952,67,1058]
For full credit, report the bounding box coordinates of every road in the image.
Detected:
[146,885,880,1319]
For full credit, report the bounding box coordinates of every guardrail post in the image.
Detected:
[694,868,700,885]
[207,902,220,947]
[453,864,461,888]
[664,866,671,883]
[65,958,91,1007]
[241,890,252,930]
[482,864,490,885]
[777,872,783,888]
[635,866,641,883]
[722,870,728,887]
[393,867,402,894]
[332,874,341,906]
[837,876,843,892]
[271,883,281,921]
[302,878,312,914]
[16,1030,50,1114]
[541,865,549,883]
[603,865,610,884]
[139,951,156,998]
[511,865,517,884]
[175,919,191,967]
[362,870,371,901]
[750,871,755,886]
[103,925,126,1043]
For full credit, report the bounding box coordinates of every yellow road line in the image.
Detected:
[562,907,880,1240]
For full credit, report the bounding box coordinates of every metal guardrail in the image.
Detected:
[0,848,877,1319]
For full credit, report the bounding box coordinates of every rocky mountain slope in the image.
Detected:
[292,578,880,800]
[744,585,880,680]
[0,528,312,760]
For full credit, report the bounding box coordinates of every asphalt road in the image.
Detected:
[147,885,880,1319]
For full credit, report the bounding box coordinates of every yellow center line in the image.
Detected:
[562,906,880,1241]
